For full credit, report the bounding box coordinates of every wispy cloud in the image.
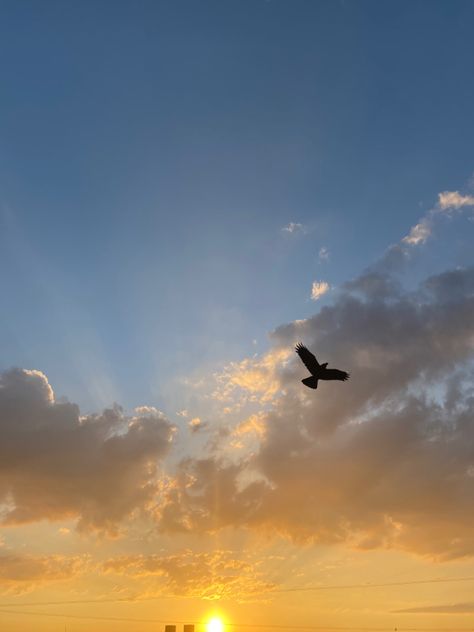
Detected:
[310,280,330,300]
[281,222,306,235]
[402,217,432,245]
[0,553,88,594]
[318,246,330,262]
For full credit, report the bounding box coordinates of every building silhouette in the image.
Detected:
[165,625,194,632]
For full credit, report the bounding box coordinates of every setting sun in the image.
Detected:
[207,617,224,632]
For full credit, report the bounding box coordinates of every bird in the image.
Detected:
[295,342,350,389]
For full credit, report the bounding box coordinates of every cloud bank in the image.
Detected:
[2,189,474,564]
[159,265,474,559]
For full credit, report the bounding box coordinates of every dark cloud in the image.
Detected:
[423,267,474,303]
[343,272,402,301]
[0,369,175,534]
[159,267,474,559]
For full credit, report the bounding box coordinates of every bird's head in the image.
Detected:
[321,362,328,369]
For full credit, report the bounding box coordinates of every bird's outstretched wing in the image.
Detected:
[295,343,320,374]
[324,368,350,381]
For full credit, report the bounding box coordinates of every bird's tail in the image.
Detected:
[302,377,318,389]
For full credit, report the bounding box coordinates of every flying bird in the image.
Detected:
[295,343,350,389]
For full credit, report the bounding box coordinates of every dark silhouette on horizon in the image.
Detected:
[295,343,350,389]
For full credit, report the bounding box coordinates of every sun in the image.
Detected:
[207,617,224,632]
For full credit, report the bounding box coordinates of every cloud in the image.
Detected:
[281,222,306,235]
[103,549,275,601]
[402,218,432,245]
[0,553,88,594]
[211,348,292,408]
[343,272,401,301]
[188,417,207,433]
[0,369,175,534]
[233,413,267,440]
[311,280,330,301]
[438,190,474,210]
[402,189,474,246]
[159,266,474,559]
[318,246,330,262]
[3,187,474,564]
[58,527,71,535]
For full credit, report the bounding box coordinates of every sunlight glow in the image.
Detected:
[207,617,224,632]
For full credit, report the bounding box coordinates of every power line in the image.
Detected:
[1,608,474,632]
[272,575,474,593]
[0,597,140,607]
[2,574,474,609]
[0,609,172,625]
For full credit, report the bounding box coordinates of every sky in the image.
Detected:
[1,1,474,631]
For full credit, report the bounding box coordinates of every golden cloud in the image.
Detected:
[103,549,275,602]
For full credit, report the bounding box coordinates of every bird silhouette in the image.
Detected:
[295,343,350,389]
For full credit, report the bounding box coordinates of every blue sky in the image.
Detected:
[1,0,474,411]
